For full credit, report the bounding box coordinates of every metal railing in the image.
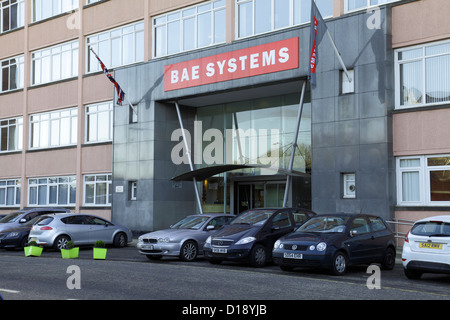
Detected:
[387,218,415,248]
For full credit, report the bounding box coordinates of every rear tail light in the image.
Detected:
[404,231,410,243]
[40,226,53,231]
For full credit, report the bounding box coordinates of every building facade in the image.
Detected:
[1,0,449,237]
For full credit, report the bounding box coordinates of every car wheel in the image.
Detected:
[180,240,198,262]
[20,237,28,249]
[330,251,348,276]
[381,247,396,270]
[54,235,70,250]
[250,244,267,268]
[404,268,422,280]
[114,233,127,248]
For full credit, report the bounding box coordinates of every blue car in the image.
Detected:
[272,213,396,275]
[203,208,316,267]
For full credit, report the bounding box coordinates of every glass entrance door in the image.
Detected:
[237,182,286,213]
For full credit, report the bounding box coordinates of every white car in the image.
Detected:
[402,215,450,279]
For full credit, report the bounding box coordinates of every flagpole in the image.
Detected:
[325,30,352,83]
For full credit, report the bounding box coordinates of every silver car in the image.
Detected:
[137,213,234,261]
[29,213,133,250]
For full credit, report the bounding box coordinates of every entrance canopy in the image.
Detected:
[171,164,309,182]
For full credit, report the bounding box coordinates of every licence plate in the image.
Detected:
[142,245,154,250]
[419,242,442,250]
[284,252,303,259]
[212,248,227,254]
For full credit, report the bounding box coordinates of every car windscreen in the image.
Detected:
[296,216,350,233]
[0,212,22,223]
[171,216,209,230]
[231,210,276,226]
[411,221,450,237]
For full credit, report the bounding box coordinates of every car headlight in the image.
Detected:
[6,232,20,239]
[274,240,284,249]
[316,242,327,252]
[205,236,211,244]
[158,237,170,243]
[236,237,256,245]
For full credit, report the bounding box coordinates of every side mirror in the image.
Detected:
[350,229,358,237]
[271,225,280,232]
[206,225,215,231]
[19,218,27,223]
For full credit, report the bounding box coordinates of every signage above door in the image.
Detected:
[164,37,299,91]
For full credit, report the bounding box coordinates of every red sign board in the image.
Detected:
[164,37,299,91]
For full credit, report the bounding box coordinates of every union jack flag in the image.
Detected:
[90,48,125,106]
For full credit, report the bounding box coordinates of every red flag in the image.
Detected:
[309,0,328,88]
[90,49,126,106]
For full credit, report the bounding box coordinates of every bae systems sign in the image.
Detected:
[164,37,299,91]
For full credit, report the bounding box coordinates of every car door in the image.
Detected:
[261,210,295,249]
[345,216,374,264]
[85,216,113,244]
[62,215,91,245]
[367,215,392,259]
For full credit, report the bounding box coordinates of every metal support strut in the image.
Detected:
[174,101,204,214]
[283,80,307,208]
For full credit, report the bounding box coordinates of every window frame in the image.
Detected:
[152,0,226,58]
[0,0,25,33]
[85,101,113,143]
[86,20,144,73]
[235,0,333,40]
[0,116,23,153]
[344,0,401,13]
[29,107,78,150]
[397,155,450,207]
[395,39,450,110]
[1,55,24,93]
[83,173,112,206]
[31,0,79,23]
[30,40,79,86]
[0,178,21,207]
[28,176,76,207]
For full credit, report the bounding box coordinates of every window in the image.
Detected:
[343,173,356,198]
[346,0,401,12]
[31,40,79,86]
[368,216,387,232]
[30,108,78,149]
[28,176,76,206]
[341,69,354,94]
[395,40,450,109]
[129,181,137,201]
[1,55,24,92]
[32,0,78,22]
[1,0,24,33]
[0,117,23,152]
[83,174,112,206]
[272,211,292,228]
[350,217,370,234]
[153,0,226,57]
[236,0,333,39]
[85,101,113,143]
[86,0,101,4]
[0,179,20,207]
[397,155,450,206]
[86,21,144,73]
